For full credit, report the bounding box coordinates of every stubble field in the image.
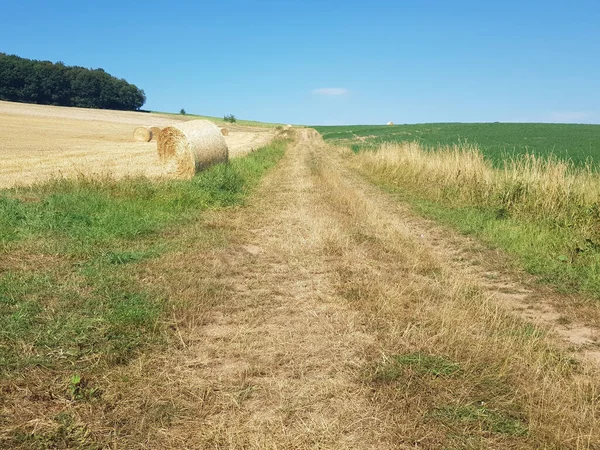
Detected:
[0,100,276,189]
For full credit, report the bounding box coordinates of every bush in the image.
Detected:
[180,108,186,115]
[224,114,236,123]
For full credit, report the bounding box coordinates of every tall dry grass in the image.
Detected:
[313,150,600,448]
[356,142,600,238]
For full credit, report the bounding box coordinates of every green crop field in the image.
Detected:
[313,123,600,166]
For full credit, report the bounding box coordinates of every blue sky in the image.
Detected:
[2,0,599,125]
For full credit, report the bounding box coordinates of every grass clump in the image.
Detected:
[432,404,528,437]
[10,412,95,450]
[375,352,461,381]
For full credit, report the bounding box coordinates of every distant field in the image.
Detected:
[314,123,600,166]
[153,111,284,128]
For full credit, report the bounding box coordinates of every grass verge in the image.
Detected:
[0,138,288,377]
[351,141,600,299]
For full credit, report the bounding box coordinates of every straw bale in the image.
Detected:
[387,122,394,126]
[220,127,229,136]
[133,126,153,142]
[157,120,228,177]
[150,126,162,140]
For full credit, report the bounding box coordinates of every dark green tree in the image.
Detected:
[0,53,146,110]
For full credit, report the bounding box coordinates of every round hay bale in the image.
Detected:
[157,120,228,177]
[133,126,153,142]
[220,127,229,136]
[150,126,162,140]
[387,121,394,126]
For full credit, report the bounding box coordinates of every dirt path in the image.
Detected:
[130,129,396,448]
[100,129,599,448]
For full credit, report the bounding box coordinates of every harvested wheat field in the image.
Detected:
[0,101,276,188]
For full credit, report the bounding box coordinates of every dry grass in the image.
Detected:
[83,133,600,446]
[312,146,600,448]
[355,141,600,236]
[350,140,600,321]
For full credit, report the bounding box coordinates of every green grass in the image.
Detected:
[370,351,530,446]
[414,199,600,295]
[431,404,528,437]
[362,174,600,299]
[314,123,600,166]
[375,352,462,380]
[0,139,288,375]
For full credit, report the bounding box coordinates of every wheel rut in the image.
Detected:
[140,129,398,448]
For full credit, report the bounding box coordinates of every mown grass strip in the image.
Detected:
[0,138,288,375]
[409,199,600,295]
[367,185,600,299]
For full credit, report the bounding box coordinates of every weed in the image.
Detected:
[68,374,101,401]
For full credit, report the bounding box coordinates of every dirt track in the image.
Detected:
[0,101,275,188]
[107,129,599,448]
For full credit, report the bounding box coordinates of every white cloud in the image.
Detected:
[547,111,590,123]
[312,88,348,96]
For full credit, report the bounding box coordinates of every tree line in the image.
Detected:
[0,53,146,111]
